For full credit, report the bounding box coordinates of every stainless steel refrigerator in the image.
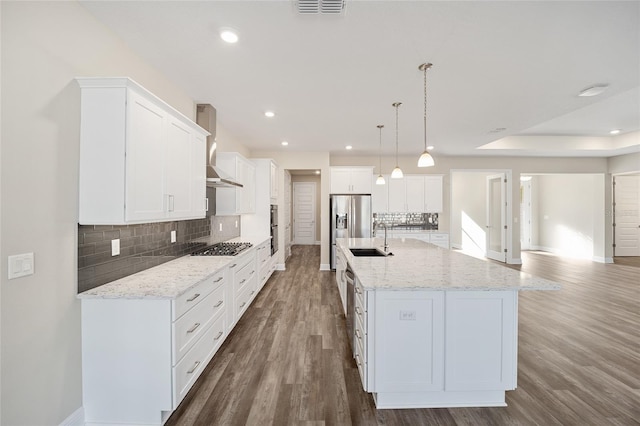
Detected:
[330,194,372,269]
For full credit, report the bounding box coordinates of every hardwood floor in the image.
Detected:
[167,246,640,426]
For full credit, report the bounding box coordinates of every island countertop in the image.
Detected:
[336,237,561,291]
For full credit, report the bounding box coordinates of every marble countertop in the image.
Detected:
[337,237,561,291]
[78,235,270,300]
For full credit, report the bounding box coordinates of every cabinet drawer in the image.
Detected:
[173,283,225,364]
[235,261,256,294]
[173,317,219,407]
[235,286,252,321]
[257,242,270,264]
[355,280,366,309]
[430,233,448,242]
[354,336,368,391]
[174,269,224,320]
[355,296,367,332]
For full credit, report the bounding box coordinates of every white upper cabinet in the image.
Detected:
[215,152,256,215]
[405,176,426,213]
[77,77,208,225]
[270,161,278,203]
[387,177,407,212]
[330,167,373,194]
[424,175,443,213]
[371,175,389,213]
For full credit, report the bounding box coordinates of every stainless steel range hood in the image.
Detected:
[196,104,243,188]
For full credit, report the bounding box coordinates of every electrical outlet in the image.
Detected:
[111,239,120,256]
[399,310,416,321]
[7,253,34,279]
[219,223,223,232]
[171,230,176,243]
[235,220,238,228]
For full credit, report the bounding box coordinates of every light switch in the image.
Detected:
[235,220,238,228]
[8,253,34,279]
[111,239,120,256]
[171,230,177,243]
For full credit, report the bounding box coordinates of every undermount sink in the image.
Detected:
[349,248,393,257]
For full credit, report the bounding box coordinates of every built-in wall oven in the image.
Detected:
[270,204,278,255]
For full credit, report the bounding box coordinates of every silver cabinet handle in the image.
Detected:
[187,323,201,334]
[205,198,209,212]
[187,361,201,374]
[240,302,246,308]
[355,354,362,367]
[355,306,362,315]
[214,331,223,341]
[355,329,362,340]
[214,276,223,283]
[214,300,223,308]
[240,279,246,284]
[230,263,237,268]
[250,270,255,274]
[186,293,201,302]
[250,290,255,295]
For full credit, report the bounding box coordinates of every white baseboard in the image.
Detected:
[59,407,84,426]
[276,263,286,271]
[319,263,331,271]
[593,256,614,264]
[508,257,522,265]
[451,243,462,250]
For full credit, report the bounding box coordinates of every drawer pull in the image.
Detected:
[186,293,201,302]
[230,263,237,269]
[240,302,246,308]
[262,259,267,263]
[355,306,362,315]
[187,361,201,374]
[355,354,362,367]
[355,329,362,340]
[214,331,224,341]
[250,290,255,295]
[214,277,223,283]
[214,300,223,308]
[187,323,201,334]
[250,270,255,274]
[240,279,246,284]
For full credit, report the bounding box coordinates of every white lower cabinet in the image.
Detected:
[354,284,517,409]
[390,232,449,249]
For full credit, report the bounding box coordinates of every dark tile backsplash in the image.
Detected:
[78,218,212,293]
[373,212,439,230]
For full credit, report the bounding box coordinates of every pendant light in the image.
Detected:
[417,63,435,168]
[376,125,385,185]
[391,102,403,179]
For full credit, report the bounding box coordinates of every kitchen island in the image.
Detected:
[335,237,560,409]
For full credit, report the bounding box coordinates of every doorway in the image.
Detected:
[520,177,532,251]
[293,182,316,245]
[486,173,507,262]
[614,174,640,256]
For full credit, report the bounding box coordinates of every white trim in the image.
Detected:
[276,263,286,271]
[315,240,321,245]
[593,256,614,264]
[319,263,331,271]
[451,243,463,250]
[508,257,522,265]
[59,407,84,426]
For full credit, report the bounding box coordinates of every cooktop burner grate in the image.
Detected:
[191,242,253,256]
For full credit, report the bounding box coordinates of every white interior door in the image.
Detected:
[486,174,506,262]
[614,175,640,256]
[293,182,316,245]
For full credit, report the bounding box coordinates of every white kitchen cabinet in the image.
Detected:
[371,175,389,213]
[81,268,228,425]
[256,239,275,291]
[387,177,407,212]
[390,232,449,249]
[336,248,348,314]
[270,161,279,203]
[77,77,208,224]
[215,152,256,215]
[228,249,257,328]
[330,167,374,194]
[424,175,443,213]
[406,176,426,212]
[243,158,278,238]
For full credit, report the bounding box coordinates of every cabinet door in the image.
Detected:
[425,176,443,213]
[444,291,517,391]
[166,118,193,218]
[371,175,389,213]
[241,159,256,213]
[387,178,406,212]
[406,176,426,212]
[373,291,445,392]
[330,168,352,193]
[270,161,278,201]
[125,91,167,222]
[350,168,373,193]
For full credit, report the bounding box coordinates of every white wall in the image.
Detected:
[608,151,640,175]
[0,3,199,424]
[531,174,610,262]
[450,172,494,256]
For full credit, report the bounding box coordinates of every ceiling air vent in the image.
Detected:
[296,0,346,14]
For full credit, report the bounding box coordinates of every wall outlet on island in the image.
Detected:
[235,220,238,228]
[399,310,416,321]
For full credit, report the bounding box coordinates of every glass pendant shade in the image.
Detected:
[391,166,403,179]
[418,150,434,167]
[376,174,386,185]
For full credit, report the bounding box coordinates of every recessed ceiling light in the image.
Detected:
[426,145,434,150]
[610,129,621,135]
[281,141,288,146]
[264,111,275,118]
[578,85,608,97]
[220,28,239,44]
[346,145,352,150]
[488,127,507,134]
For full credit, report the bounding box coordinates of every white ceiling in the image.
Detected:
[81,0,640,158]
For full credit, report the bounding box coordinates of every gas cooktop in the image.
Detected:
[190,242,253,256]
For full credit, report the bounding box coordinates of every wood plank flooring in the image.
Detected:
[166,246,640,426]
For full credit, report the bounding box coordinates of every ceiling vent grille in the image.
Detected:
[297,0,345,14]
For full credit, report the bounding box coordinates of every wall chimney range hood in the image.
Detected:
[196,104,243,188]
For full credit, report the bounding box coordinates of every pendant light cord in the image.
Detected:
[423,65,427,151]
[393,102,402,165]
[378,125,383,172]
